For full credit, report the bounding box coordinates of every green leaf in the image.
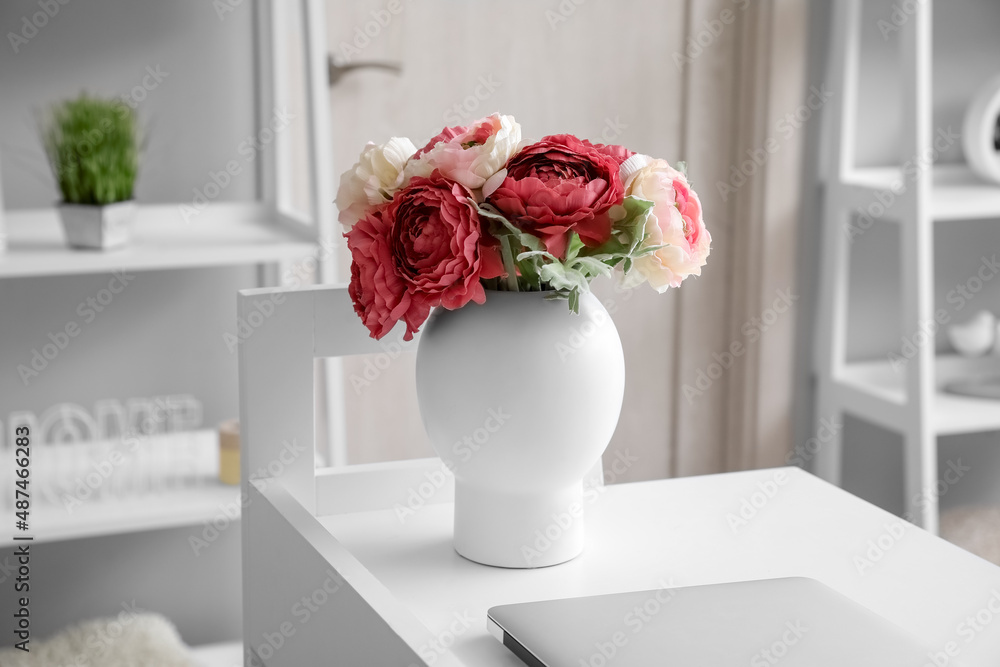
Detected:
[564,233,585,262]
[568,288,580,314]
[518,253,541,290]
[570,256,614,278]
[516,249,559,263]
[477,203,546,254]
[581,196,655,258]
[538,261,589,294]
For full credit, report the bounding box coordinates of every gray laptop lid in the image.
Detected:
[488,577,947,667]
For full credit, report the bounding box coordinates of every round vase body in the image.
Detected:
[415,290,625,568]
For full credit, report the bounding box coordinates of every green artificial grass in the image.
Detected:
[42,94,139,206]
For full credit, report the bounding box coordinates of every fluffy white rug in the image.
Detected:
[941,504,1000,567]
[0,613,192,666]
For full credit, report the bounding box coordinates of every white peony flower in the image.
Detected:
[335,136,416,230]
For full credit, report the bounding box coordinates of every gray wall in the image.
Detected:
[798,0,1000,517]
[0,0,268,647]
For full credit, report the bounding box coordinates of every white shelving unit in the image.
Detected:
[815,0,1000,534]
[842,164,1000,222]
[0,430,238,549]
[0,0,336,544]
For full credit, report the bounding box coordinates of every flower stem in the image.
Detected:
[500,235,520,292]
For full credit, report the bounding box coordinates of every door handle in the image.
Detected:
[328,57,403,87]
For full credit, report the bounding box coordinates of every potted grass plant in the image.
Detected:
[42,94,140,250]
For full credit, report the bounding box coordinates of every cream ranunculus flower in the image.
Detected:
[622,156,711,292]
[404,113,522,194]
[336,137,417,230]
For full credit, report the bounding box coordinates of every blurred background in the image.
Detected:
[1,0,1000,659]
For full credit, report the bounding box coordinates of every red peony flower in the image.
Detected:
[488,134,625,257]
[346,172,503,340]
[346,211,427,340]
[582,139,635,165]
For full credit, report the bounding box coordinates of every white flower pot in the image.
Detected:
[58,201,136,250]
[415,289,625,568]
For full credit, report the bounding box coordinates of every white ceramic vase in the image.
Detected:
[58,201,136,250]
[415,289,625,568]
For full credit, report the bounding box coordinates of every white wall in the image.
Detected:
[0,0,269,647]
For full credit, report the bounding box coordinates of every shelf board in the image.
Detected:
[190,641,242,666]
[841,164,1000,222]
[0,430,240,548]
[836,353,1000,435]
[0,203,317,279]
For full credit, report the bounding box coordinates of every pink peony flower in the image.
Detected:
[413,124,468,158]
[488,134,624,257]
[404,114,521,192]
[346,172,503,340]
[624,157,711,291]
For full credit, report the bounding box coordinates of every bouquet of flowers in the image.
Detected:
[337,113,710,340]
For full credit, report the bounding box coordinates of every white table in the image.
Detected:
[314,467,1000,666]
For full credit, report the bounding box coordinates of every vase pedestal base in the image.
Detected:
[452,481,586,568]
